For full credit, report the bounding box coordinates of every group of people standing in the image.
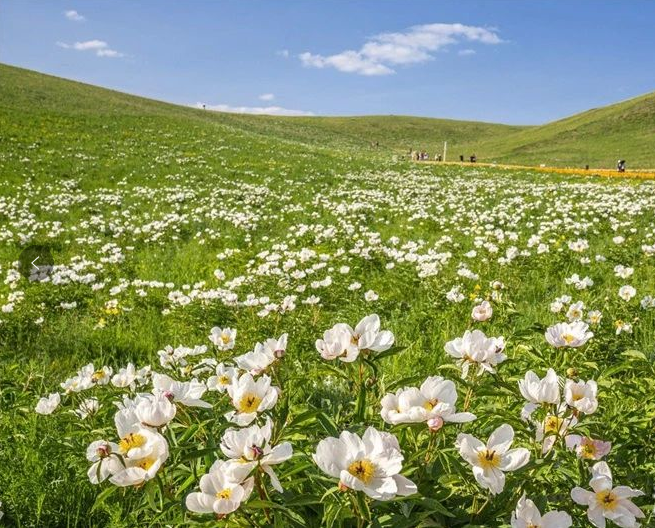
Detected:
[408,149,476,163]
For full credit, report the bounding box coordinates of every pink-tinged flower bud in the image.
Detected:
[274,348,285,359]
[163,390,175,401]
[338,481,349,492]
[96,443,111,458]
[427,416,444,432]
[251,444,264,459]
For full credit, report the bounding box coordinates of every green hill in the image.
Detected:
[1,62,654,168]
[473,91,655,168]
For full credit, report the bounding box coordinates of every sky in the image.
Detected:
[1,0,655,124]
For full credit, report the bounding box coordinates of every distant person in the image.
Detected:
[617,159,626,172]
[470,154,477,163]
[585,164,590,170]
[202,104,206,110]
[459,154,464,162]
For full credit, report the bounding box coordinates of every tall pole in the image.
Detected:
[443,141,447,162]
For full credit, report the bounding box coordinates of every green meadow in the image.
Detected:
[0,63,654,527]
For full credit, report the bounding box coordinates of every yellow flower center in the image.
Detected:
[477,449,501,470]
[596,490,618,510]
[238,393,262,413]
[91,370,105,382]
[580,443,597,459]
[544,415,564,434]
[216,488,232,500]
[219,375,230,385]
[563,333,576,344]
[348,459,375,484]
[137,457,156,470]
[119,433,146,454]
[423,399,438,411]
[221,334,231,344]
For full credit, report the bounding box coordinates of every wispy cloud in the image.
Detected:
[258,93,275,101]
[64,10,85,22]
[57,40,124,58]
[276,49,290,58]
[458,49,476,56]
[195,102,313,117]
[300,23,502,75]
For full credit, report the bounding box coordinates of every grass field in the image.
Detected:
[1,63,655,527]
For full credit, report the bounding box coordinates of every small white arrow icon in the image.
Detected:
[31,256,40,270]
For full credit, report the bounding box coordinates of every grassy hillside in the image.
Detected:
[473,91,655,168]
[0,63,525,159]
[3,63,654,168]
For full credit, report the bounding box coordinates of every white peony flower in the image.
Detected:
[207,363,238,392]
[35,393,61,415]
[511,494,572,527]
[456,424,530,495]
[618,285,636,302]
[313,427,417,500]
[444,329,506,378]
[209,327,237,350]
[545,322,593,348]
[471,300,493,321]
[225,373,278,426]
[380,376,475,426]
[86,440,122,484]
[565,379,598,415]
[152,373,211,408]
[234,333,287,374]
[518,369,560,405]
[220,418,293,492]
[185,459,254,516]
[571,462,644,528]
[134,392,177,427]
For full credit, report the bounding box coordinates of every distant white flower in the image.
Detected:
[152,373,211,408]
[566,301,584,322]
[615,320,633,335]
[571,462,644,528]
[587,310,603,325]
[545,322,593,348]
[313,427,416,500]
[456,424,530,495]
[618,285,636,301]
[364,289,379,302]
[209,327,237,350]
[35,393,61,415]
[614,265,634,279]
[511,494,572,527]
[446,286,466,303]
[472,300,493,322]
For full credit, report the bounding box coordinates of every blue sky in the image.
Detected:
[2,0,654,124]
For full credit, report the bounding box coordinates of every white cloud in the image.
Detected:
[258,93,275,101]
[276,49,290,58]
[64,10,85,22]
[57,40,124,58]
[458,49,476,56]
[300,22,502,75]
[195,102,313,117]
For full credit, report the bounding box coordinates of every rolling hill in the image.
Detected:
[1,62,654,168]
